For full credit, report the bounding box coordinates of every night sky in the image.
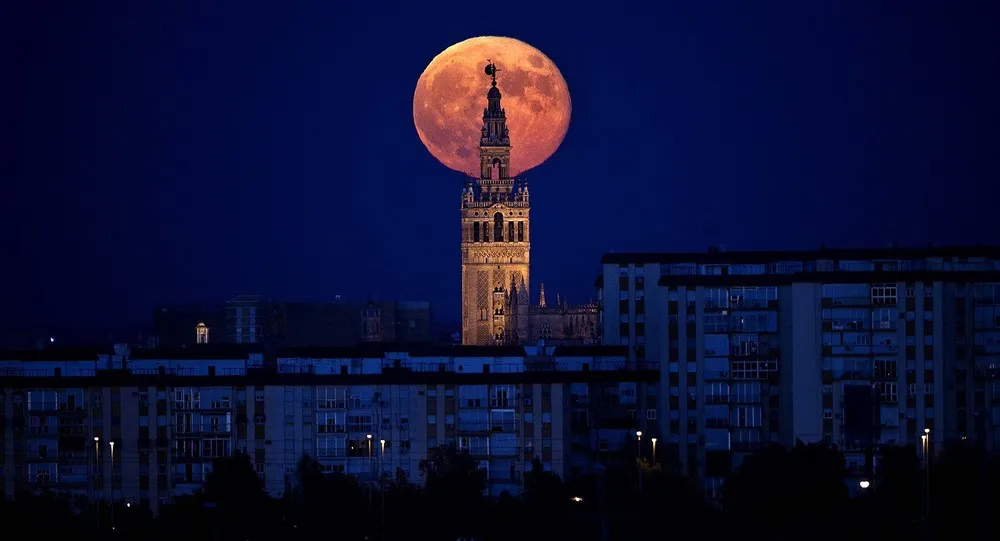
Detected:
[5,1,998,331]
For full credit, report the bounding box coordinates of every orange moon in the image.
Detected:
[413,36,572,176]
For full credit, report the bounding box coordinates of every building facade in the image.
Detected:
[598,246,1000,497]
[155,296,432,348]
[460,62,596,346]
[0,343,652,513]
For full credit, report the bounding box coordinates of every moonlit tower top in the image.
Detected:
[460,60,531,345]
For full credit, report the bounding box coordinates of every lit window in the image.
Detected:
[195,322,210,344]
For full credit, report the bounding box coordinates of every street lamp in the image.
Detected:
[366,434,373,457]
[380,438,386,456]
[859,480,870,489]
[635,431,642,460]
[109,441,116,531]
[570,496,584,503]
[922,427,931,539]
[651,438,658,465]
[93,436,101,531]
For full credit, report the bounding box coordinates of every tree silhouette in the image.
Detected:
[159,494,212,541]
[928,441,1000,540]
[289,455,367,541]
[203,452,278,541]
[722,442,851,540]
[522,458,568,541]
[868,444,920,540]
[419,444,486,539]
[0,490,83,536]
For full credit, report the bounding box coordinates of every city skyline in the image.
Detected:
[7,2,998,331]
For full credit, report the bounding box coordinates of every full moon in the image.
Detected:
[413,36,572,176]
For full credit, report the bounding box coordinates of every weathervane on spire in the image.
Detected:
[485,59,500,86]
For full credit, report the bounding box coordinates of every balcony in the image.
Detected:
[490,421,517,432]
[318,424,347,434]
[458,421,489,432]
[705,418,729,429]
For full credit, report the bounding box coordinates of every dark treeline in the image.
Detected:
[4,441,999,541]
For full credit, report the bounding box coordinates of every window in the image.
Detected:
[35,467,51,484]
[874,359,897,379]
[493,213,504,242]
[195,322,210,344]
[174,389,200,409]
[317,387,346,409]
[872,284,898,305]
[517,221,524,242]
[317,436,346,458]
[427,414,437,425]
[473,222,480,242]
[490,385,515,408]
[646,409,657,420]
[317,412,345,433]
[877,382,898,402]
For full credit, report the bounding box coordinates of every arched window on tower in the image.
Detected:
[492,158,501,180]
[517,221,524,242]
[494,213,504,242]
[473,222,480,242]
[508,221,514,242]
[196,322,209,344]
[483,221,490,242]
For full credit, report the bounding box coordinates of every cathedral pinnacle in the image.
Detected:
[539,283,546,308]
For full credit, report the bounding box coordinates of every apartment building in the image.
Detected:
[598,246,1000,497]
[0,342,652,512]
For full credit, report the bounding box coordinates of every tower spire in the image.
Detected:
[479,60,511,180]
[461,61,529,346]
[539,283,546,308]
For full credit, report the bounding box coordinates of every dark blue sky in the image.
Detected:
[5,0,998,330]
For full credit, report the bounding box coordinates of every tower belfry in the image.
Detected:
[460,60,531,345]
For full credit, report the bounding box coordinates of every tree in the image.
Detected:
[419,444,487,539]
[640,467,718,536]
[722,442,851,540]
[868,444,920,540]
[289,455,367,541]
[203,452,279,541]
[0,490,83,536]
[927,441,1000,540]
[521,458,568,541]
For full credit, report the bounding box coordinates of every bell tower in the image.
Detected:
[461,61,530,345]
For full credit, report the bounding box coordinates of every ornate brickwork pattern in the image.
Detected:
[492,268,504,290]
[476,271,489,343]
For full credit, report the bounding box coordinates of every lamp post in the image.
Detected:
[635,431,643,495]
[93,436,101,532]
[366,434,374,519]
[651,438,657,465]
[379,439,386,541]
[922,428,931,540]
[109,440,116,531]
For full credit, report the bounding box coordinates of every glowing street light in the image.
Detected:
[651,437,658,464]
[380,439,386,456]
[570,496,583,503]
[366,434,373,458]
[859,480,870,489]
